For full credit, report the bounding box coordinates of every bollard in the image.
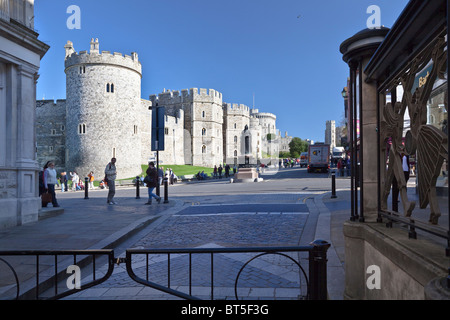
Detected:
[135,176,140,199]
[309,239,331,300]
[156,180,160,197]
[84,177,89,199]
[331,172,337,199]
[163,177,169,203]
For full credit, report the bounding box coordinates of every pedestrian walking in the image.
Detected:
[225,164,230,178]
[59,172,68,192]
[402,152,410,184]
[337,158,343,177]
[88,171,95,190]
[144,162,161,205]
[218,164,223,178]
[169,168,174,185]
[43,161,60,208]
[105,158,117,205]
[158,166,164,185]
[70,171,79,191]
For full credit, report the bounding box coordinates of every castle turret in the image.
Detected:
[90,38,99,54]
[64,38,143,179]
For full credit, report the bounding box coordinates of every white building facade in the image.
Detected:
[0,0,49,228]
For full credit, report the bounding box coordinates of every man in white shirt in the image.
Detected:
[44,161,60,208]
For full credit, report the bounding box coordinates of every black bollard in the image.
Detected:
[309,240,331,300]
[84,177,89,199]
[331,172,337,199]
[135,176,140,199]
[163,177,169,203]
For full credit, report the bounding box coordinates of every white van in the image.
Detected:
[300,152,308,167]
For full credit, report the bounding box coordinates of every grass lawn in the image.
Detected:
[140,164,215,177]
[82,164,215,187]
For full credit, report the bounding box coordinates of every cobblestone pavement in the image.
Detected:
[65,191,323,300]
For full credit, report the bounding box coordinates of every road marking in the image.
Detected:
[175,212,309,217]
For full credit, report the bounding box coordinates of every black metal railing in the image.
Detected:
[0,250,115,300]
[125,240,331,300]
[0,240,331,300]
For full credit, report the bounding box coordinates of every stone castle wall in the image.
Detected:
[36,100,67,170]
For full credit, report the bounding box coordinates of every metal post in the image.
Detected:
[349,64,356,221]
[358,63,365,223]
[308,240,330,300]
[163,176,169,203]
[331,173,337,199]
[447,0,450,290]
[376,83,383,223]
[84,177,89,199]
[156,150,160,197]
[135,176,140,199]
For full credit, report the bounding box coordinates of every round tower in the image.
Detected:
[64,38,143,179]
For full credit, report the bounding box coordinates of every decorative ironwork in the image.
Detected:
[380,35,448,225]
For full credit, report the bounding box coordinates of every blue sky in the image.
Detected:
[35,0,409,143]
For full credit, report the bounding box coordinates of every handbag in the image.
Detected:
[42,192,52,204]
[144,175,152,185]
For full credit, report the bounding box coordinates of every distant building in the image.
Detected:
[325,120,336,148]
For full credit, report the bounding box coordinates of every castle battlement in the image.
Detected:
[64,39,142,76]
[150,88,223,105]
[252,111,277,120]
[36,99,67,108]
[223,102,250,115]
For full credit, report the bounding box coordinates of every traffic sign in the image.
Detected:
[151,106,165,151]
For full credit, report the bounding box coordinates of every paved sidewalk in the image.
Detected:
[0,187,182,299]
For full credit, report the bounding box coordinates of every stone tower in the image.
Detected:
[189,88,224,167]
[150,88,224,167]
[223,103,251,165]
[64,39,143,179]
[250,109,279,158]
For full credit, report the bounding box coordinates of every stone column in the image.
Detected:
[360,56,379,221]
[340,28,388,299]
[340,28,389,222]
[15,65,41,225]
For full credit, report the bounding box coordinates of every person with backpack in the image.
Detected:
[144,162,161,205]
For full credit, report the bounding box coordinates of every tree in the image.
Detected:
[289,137,308,158]
[279,151,291,158]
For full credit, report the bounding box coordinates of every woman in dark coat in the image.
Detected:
[145,162,161,205]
